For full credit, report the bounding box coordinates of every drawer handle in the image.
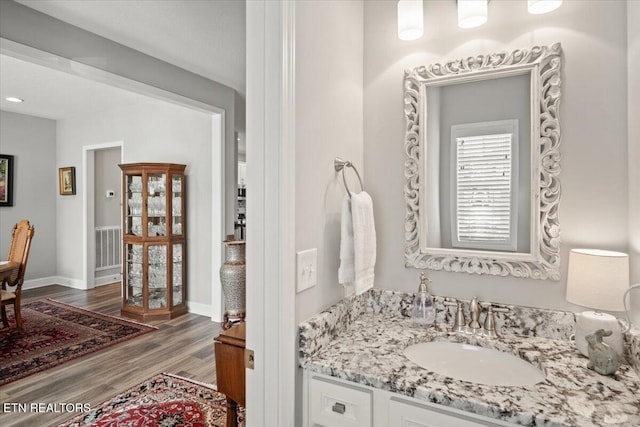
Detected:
[332,402,346,414]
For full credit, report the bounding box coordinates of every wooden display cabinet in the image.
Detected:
[120,163,187,321]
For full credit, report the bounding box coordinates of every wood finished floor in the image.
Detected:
[0,282,222,427]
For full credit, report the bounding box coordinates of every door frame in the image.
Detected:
[246,1,296,425]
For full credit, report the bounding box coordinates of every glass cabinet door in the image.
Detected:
[125,243,143,307]
[148,244,167,309]
[171,175,183,235]
[172,243,183,306]
[125,174,143,236]
[147,173,167,237]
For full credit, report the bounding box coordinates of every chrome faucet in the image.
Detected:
[445,297,510,337]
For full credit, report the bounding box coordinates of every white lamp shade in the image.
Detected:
[566,249,629,311]
[397,0,423,41]
[527,0,563,15]
[457,0,487,29]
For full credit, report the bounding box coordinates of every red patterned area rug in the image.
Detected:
[0,298,157,386]
[58,373,245,427]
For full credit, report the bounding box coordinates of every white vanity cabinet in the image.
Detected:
[304,371,517,427]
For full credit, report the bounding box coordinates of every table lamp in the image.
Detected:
[566,249,629,357]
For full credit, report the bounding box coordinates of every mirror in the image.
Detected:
[403,43,562,280]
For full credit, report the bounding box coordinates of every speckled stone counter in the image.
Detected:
[299,290,640,427]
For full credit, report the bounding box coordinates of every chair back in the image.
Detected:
[7,220,35,286]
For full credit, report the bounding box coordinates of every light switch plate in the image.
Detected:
[296,248,317,293]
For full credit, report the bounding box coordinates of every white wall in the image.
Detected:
[56,98,214,306]
[364,0,630,311]
[0,111,57,281]
[628,0,640,324]
[295,0,364,323]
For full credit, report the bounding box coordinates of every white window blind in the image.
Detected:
[454,131,516,250]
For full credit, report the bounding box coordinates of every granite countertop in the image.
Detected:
[299,294,640,427]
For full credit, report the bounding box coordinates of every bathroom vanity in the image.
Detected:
[299,290,640,427]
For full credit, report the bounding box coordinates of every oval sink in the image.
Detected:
[404,341,545,387]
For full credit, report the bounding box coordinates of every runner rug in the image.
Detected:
[58,373,245,427]
[0,298,157,386]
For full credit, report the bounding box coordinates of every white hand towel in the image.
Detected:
[338,191,376,295]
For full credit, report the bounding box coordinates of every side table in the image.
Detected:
[214,322,245,427]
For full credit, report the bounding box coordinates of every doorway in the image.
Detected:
[1,41,226,322]
[82,142,123,289]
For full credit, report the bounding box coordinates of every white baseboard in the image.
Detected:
[187,300,213,318]
[94,274,122,287]
[22,276,86,290]
[21,275,122,291]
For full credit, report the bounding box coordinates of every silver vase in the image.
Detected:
[220,240,246,328]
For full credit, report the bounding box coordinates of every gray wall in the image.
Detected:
[0,111,56,280]
[94,147,121,227]
[364,0,631,311]
[295,0,364,324]
[293,3,364,424]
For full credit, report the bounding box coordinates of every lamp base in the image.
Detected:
[575,311,623,357]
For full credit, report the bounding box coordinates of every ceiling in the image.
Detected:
[1,1,246,122]
[0,54,153,120]
[15,0,246,95]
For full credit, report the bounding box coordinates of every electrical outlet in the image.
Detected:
[296,248,317,293]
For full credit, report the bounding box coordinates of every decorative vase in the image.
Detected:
[220,240,246,329]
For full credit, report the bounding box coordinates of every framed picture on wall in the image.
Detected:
[0,154,14,207]
[59,166,76,196]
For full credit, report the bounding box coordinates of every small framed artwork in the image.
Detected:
[0,154,14,207]
[59,166,76,196]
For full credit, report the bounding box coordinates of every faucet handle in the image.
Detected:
[482,305,510,338]
[483,306,499,338]
[444,299,467,333]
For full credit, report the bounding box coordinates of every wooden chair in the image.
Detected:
[1,220,35,332]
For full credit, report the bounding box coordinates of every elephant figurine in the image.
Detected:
[585,329,621,376]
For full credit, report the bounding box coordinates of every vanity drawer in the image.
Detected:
[309,375,372,427]
[389,396,514,427]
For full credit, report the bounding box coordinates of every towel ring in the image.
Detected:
[334,157,364,198]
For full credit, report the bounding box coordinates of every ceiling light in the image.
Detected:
[397,0,423,41]
[5,97,24,103]
[527,0,562,15]
[458,0,488,29]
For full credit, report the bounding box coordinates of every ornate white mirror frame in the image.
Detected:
[404,43,562,280]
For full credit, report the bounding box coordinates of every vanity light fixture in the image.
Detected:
[566,249,629,357]
[527,0,562,15]
[397,0,423,41]
[5,97,24,103]
[457,0,488,29]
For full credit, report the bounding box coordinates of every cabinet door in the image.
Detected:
[309,375,372,427]
[125,174,143,236]
[148,244,167,309]
[125,243,143,307]
[170,174,184,235]
[147,173,167,237]
[389,397,506,427]
[171,243,184,306]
